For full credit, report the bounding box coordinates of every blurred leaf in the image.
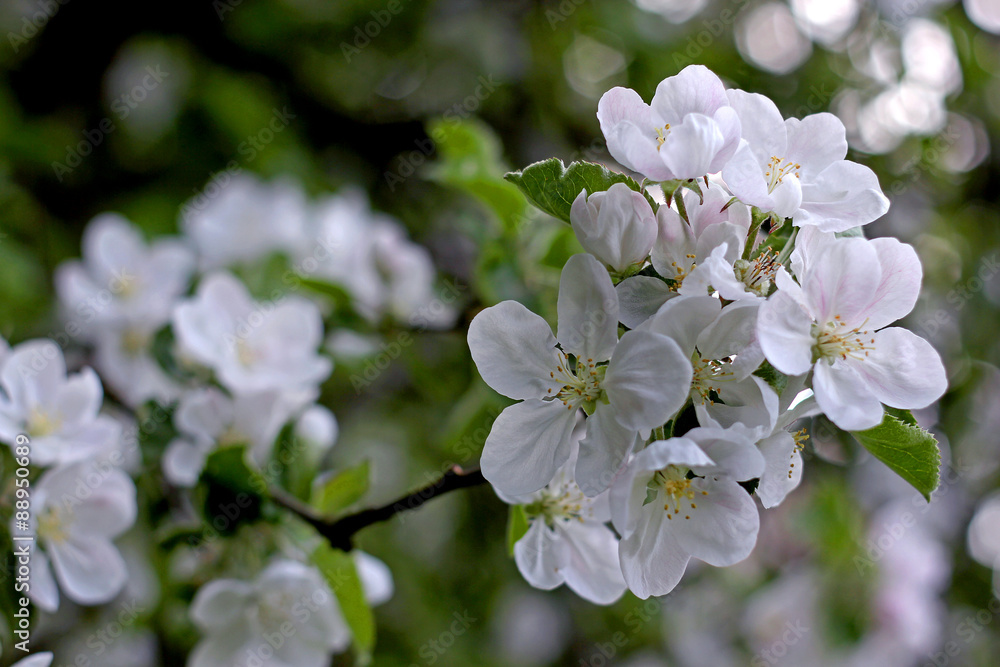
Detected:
[203,445,266,497]
[753,360,788,395]
[504,158,655,224]
[311,460,370,516]
[426,117,526,233]
[506,505,529,556]
[297,276,365,326]
[850,411,940,501]
[311,544,375,664]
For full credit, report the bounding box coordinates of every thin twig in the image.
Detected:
[271,465,488,551]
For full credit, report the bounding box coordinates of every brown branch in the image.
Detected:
[271,465,488,551]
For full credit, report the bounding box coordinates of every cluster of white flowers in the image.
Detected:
[0,173,453,663]
[474,66,948,603]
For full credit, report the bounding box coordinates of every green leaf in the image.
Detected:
[503,158,656,224]
[506,505,529,556]
[311,460,370,516]
[850,411,940,501]
[835,226,866,239]
[296,277,365,326]
[203,445,267,497]
[311,544,375,664]
[753,360,788,395]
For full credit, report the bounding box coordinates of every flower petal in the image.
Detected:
[576,407,640,497]
[813,361,885,431]
[615,276,677,329]
[652,65,730,121]
[48,535,128,606]
[558,521,627,605]
[784,113,848,178]
[190,578,255,632]
[756,430,802,509]
[514,520,568,590]
[864,238,922,329]
[641,295,721,355]
[468,301,559,400]
[685,427,765,480]
[660,113,725,180]
[802,237,881,329]
[604,331,692,432]
[758,291,815,376]
[618,507,690,599]
[673,477,759,567]
[557,254,620,362]
[797,161,890,231]
[854,327,947,409]
[480,400,578,496]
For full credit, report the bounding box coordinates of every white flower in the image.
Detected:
[162,387,302,486]
[610,428,762,598]
[570,183,658,275]
[757,236,947,430]
[182,174,309,270]
[93,324,182,408]
[616,181,754,327]
[967,491,1000,595]
[55,213,195,337]
[0,340,120,466]
[499,447,627,605]
[722,91,890,231]
[188,559,351,667]
[294,404,339,461]
[172,272,332,395]
[469,254,692,498]
[26,459,137,611]
[11,654,53,667]
[598,65,741,181]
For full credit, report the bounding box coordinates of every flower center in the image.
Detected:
[235,339,258,367]
[37,507,69,544]
[654,124,672,150]
[121,327,150,357]
[255,590,295,630]
[27,408,61,438]
[733,248,779,297]
[525,483,588,528]
[546,352,606,413]
[813,317,875,362]
[668,253,698,289]
[765,156,801,194]
[646,466,709,520]
[691,356,731,404]
[218,425,248,447]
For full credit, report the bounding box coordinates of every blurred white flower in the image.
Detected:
[26,459,137,611]
[10,654,54,667]
[0,339,120,466]
[182,174,310,270]
[172,272,332,395]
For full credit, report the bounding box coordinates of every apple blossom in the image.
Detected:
[722,91,890,231]
[570,182,658,275]
[757,236,947,430]
[469,253,692,498]
[598,65,741,181]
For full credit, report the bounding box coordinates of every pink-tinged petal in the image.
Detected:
[813,361,884,431]
[481,400,578,496]
[651,65,730,122]
[686,427,765,480]
[576,407,639,497]
[784,113,849,178]
[757,430,802,509]
[558,521,627,604]
[722,142,772,210]
[790,225,837,279]
[758,291,815,376]
[610,121,676,181]
[514,520,568,590]
[468,301,559,400]
[48,535,128,605]
[572,186,656,272]
[797,161,891,231]
[598,86,653,137]
[673,476,759,566]
[619,507,690,599]
[726,89,787,164]
[604,331,692,432]
[557,254,620,362]
[695,221,745,265]
[615,276,677,329]
[708,106,743,173]
[651,205,696,279]
[864,238,922,329]
[854,327,947,409]
[660,113,725,180]
[803,237,881,329]
[641,295,721,354]
[687,180,747,237]
[190,578,255,632]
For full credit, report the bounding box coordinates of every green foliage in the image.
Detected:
[503,158,656,224]
[850,410,941,501]
[203,445,267,498]
[506,505,529,556]
[311,460,371,516]
[311,544,375,665]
